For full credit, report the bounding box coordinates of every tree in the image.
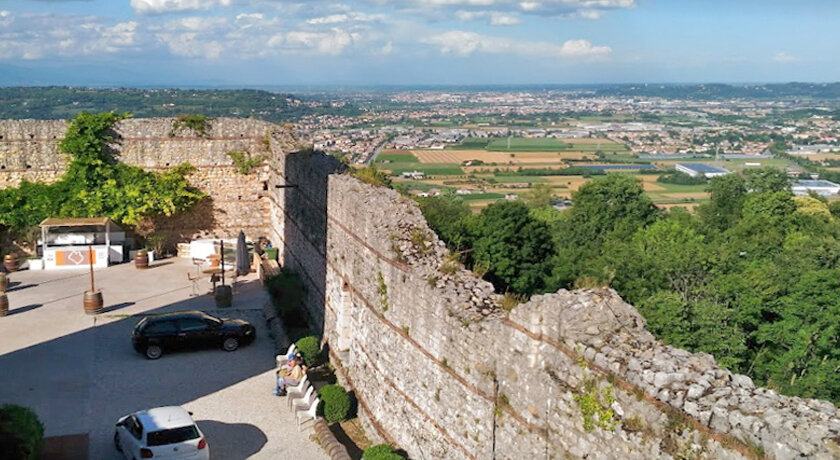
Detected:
[697,173,747,232]
[551,175,658,287]
[521,183,555,209]
[744,167,791,194]
[416,193,472,251]
[754,270,840,402]
[469,201,555,295]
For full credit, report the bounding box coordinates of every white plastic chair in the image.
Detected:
[288,384,315,410]
[295,397,320,431]
[275,344,297,368]
[286,374,309,400]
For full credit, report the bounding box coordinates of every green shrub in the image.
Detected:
[295,335,323,367]
[0,404,44,460]
[317,384,351,424]
[266,270,304,319]
[362,444,406,460]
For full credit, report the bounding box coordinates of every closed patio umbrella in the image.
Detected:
[235,230,249,276]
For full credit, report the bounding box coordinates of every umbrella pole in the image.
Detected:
[220,240,225,286]
[88,245,95,292]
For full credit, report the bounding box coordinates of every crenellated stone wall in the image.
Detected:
[0,117,301,238]
[266,150,840,460]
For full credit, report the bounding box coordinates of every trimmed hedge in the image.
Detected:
[362,444,406,460]
[0,404,44,460]
[317,384,351,424]
[295,335,324,368]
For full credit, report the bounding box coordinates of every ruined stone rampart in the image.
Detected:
[268,150,840,460]
[0,117,300,238]
[6,116,840,459]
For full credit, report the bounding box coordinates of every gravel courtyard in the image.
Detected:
[0,258,328,460]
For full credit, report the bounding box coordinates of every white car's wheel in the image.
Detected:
[145,345,163,360]
[222,337,239,352]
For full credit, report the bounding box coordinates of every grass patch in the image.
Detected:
[486,137,572,152]
[376,152,419,163]
[458,193,506,201]
[384,163,465,176]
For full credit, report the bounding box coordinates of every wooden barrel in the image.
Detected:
[0,272,8,293]
[3,254,18,273]
[214,285,232,308]
[135,250,149,269]
[0,293,7,317]
[83,290,104,315]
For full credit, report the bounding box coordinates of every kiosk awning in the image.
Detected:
[40,218,114,228]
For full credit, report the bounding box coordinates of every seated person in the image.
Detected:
[274,356,304,396]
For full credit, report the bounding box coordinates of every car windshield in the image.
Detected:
[133,318,148,334]
[202,313,223,326]
[146,425,200,446]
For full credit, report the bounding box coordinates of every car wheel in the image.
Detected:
[222,337,239,351]
[114,431,122,452]
[145,344,163,360]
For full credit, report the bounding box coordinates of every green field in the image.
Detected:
[487,175,547,183]
[446,138,491,150]
[485,138,571,152]
[384,163,465,176]
[459,192,507,201]
[377,152,419,163]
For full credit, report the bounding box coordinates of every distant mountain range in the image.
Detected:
[0,87,360,121]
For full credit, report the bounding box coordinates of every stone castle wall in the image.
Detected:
[5,116,840,459]
[267,150,840,460]
[0,117,300,238]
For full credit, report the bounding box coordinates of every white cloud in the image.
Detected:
[306,12,385,25]
[558,38,610,56]
[131,0,233,15]
[456,10,520,25]
[0,12,140,59]
[774,52,795,63]
[423,30,610,58]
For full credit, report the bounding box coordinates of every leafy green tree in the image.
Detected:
[744,167,791,194]
[469,201,555,295]
[755,270,840,401]
[552,175,658,286]
[521,183,555,209]
[416,193,472,251]
[697,173,747,232]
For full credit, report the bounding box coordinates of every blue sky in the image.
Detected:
[0,0,838,86]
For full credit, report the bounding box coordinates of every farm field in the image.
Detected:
[411,149,594,164]
[371,139,796,210]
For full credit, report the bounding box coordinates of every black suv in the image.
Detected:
[132,311,256,359]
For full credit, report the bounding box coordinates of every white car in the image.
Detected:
[114,406,210,459]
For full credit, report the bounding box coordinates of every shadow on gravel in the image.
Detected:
[0,279,272,458]
[195,420,268,460]
[7,303,43,315]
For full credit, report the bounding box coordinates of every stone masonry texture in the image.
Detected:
[266,149,840,460]
[4,117,840,459]
[0,117,300,238]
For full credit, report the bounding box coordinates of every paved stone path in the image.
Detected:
[0,258,328,460]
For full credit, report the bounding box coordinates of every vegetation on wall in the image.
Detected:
[0,112,203,238]
[226,150,265,175]
[418,169,840,405]
[169,114,213,138]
